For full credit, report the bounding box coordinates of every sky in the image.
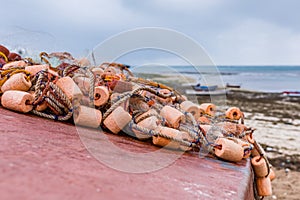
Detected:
[1,0,300,65]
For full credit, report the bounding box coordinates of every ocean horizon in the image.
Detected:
[131,65,300,92]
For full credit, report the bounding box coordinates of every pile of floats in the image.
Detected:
[0,44,275,198]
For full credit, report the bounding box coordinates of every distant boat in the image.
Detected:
[192,84,218,91]
[282,91,300,97]
[226,83,241,89]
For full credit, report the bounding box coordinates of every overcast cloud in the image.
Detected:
[1,0,300,65]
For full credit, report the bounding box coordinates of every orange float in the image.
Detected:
[1,91,33,113]
[1,73,31,93]
[25,64,49,75]
[197,116,211,124]
[160,105,185,128]
[199,103,216,116]
[103,106,132,134]
[133,116,158,140]
[269,168,276,181]
[214,138,244,162]
[155,89,172,105]
[73,76,90,94]
[236,138,252,159]
[251,156,268,178]
[135,109,158,123]
[76,57,90,66]
[92,67,104,77]
[225,107,243,120]
[2,60,27,69]
[152,126,181,150]
[94,86,110,106]
[217,122,237,134]
[180,100,201,120]
[256,176,272,196]
[55,76,83,105]
[74,105,102,128]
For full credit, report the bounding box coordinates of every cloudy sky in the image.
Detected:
[1,0,300,65]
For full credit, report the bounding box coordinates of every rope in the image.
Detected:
[0,52,8,62]
[128,76,181,97]
[129,121,195,147]
[135,112,163,124]
[85,68,95,102]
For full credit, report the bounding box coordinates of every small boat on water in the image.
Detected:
[226,83,241,89]
[192,84,218,91]
[282,91,300,97]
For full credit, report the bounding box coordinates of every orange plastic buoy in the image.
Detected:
[197,116,211,124]
[73,76,90,95]
[135,109,158,123]
[103,106,132,134]
[113,81,133,93]
[36,101,48,112]
[30,91,48,112]
[214,138,244,162]
[103,66,118,77]
[133,116,158,140]
[199,103,216,116]
[74,105,102,128]
[256,176,272,196]
[218,122,237,135]
[55,76,83,105]
[155,89,172,105]
[76,57,91,66]
[1,90,33,113]
[180,100,201,120]
[269,168,276,181]
[251,156,269,178]
[152,126,181,150]
[92,67,104,77]
[225,107,243,120]
[1,73,31,93]
[236,138,252,159]
[25,64,49,75]
[94,86,110,106]
[160,105,185,129]
[2,60,27,69]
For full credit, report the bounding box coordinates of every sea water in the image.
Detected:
[132,65,300,92]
